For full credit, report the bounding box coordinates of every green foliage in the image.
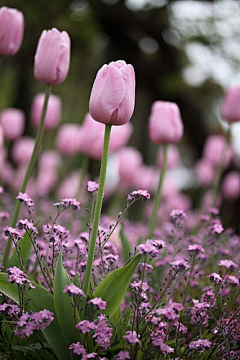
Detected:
[120,226,132,263]
[54,252,80,355]
[93,254,141,318]
[0,273,70,360]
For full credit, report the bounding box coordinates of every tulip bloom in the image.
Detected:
[203,135,232,169]
[222,171,240,201]
[0,108,25,140]
[34,28,71,85]
[55,124,80,155]
[11,137,35,165]
[89,60,135,125]
[78,113,133,159]
[149,101,183,144]
[0,6,24,56]
[221,86,240,123]
[31,93,61,130]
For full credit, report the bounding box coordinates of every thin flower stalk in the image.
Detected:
[82,124,112,314]
[3,85,52,267]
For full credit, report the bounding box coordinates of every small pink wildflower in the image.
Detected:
[87,181,99,192]
[170,259,190,272]
[218,259,237,272]
[123,330,141,345]
[115,351,130,360]
[187,244,205,254]
[208,272,223,285]
[225,275,239,286]
[127,189,150,204]
[76,320,95,333]
[63,283,86,297]
[16,192,34,207]
[189,339,212,353]
[152,338,174,354]
[88,297,106,310]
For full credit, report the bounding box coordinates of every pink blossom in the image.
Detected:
[89,60,135,125]
[31,93,61,130]
[0,108,25,140]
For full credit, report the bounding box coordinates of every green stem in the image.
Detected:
[3,85,52,267]
[212,126,231,207]
[148,144,168,238]
[81,124,112,314]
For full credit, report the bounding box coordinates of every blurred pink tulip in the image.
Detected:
[55,124,80,155]
[0,124,3,148]
[221,86,240,123]
[78,113,133,160]
[36,170,57,197]
[31,93,61,129]
[157,144,180,170]
[117,147,143,188]
[203,135,232,169]
[195,158,215,187]
[34,28,71,85]
[149,101,183,144]
[222,171,240,200]
[11,136,34,165]
[133,165,158,193]
[89,60,135,125]
[0,6,24,56]
[0,108,25,141]
[39,150,60,170]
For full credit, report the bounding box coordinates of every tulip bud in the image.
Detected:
[0,6,24,56]
[149,101,183,144]
[157,144,180,170]
[34,28,71,85]
[0,108,25,140]
[55,124,80,155]
[89,60,135,125]
[221,86,240,123]
[11,137,34,165]
[78,113,133,159]
[31,93,61,130]
[222,171,240,200]
[203,135,232,169]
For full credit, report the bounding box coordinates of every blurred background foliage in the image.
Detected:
[1,0,240,228]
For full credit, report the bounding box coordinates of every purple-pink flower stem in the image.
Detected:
[148,144,168,238]
[82,124,112,315]
[3,85,52,268]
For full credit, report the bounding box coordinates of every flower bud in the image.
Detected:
[221,86,240,123]
[0,6,24,56]
[55,124,80,155]
[0,108,25,140]
[149,101,183,144]
[31,93,61,130]
[34,28,70,85]
[203,135,232,169]
[222,171,240,200]
[89,60,135,125]
[11,137,34,165]
[78,113,133,159]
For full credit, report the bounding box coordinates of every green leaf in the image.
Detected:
[120,226,132,263]
[54,252,80,350]
[7,231,32,269]
[0,273,70,360]
[93,254,141,318]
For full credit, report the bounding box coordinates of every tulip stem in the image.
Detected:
[148,144,168,238]
[81,123,112,314]
[3,85,52,268]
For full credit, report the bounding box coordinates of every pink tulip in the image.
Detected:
[0,124,3,148]
[0,108,25,140]
[195,158,215,187]
[31,93,61,130]
[149,101,183,144]
[133,165,158,193]
[222,171,240,200]
[203,135,232,169]
[78,113,133,159]
[36,170,57,197]
[117,147,143,188]
[34,28,71,85]
[0,6,24,56]
[11,136,34,165]
[221,86,240,123]
[157,144,180,170]
[89,60,135,125]
[55,124,80,155]
[39,150,60,170]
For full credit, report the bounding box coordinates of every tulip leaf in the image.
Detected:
[54,252,80,353]
[0,273,70,360]
[93,254,141,318]
[120,226,132,263]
